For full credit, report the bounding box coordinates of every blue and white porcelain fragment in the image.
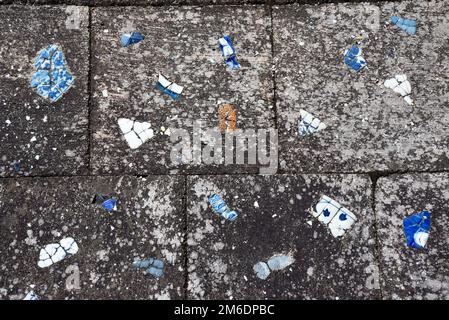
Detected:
[30,44,74,102]
[310,195,357,238]
[403,210,430,249]
[155,74,183,100]
[343,45,366,72]
[218,36,240,70]
[391,16,416,35]
[208,193,238,221]
[298,109,326,136]
[253,253,295,280]
[133,258,165,278]
[120,32,145,47]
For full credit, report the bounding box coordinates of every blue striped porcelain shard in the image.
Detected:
[120,32,145,47]
[298,109,326,136]
[391,16,416,35]
[343,45,366,72]
[156,74,183,100]
[133,258,165,278]
[208,193,238,221]
[403,210,430,249]
[310,195,357,238]
[30,44,74,103]
[218,36,240,70]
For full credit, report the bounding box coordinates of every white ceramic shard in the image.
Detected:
[327,207,357,238]
[298,109,326,136]
[158,74,183,95]
[267,254,295,271]
[384,74,414,105]
[118,118,154,149]
[310,195,357,238]
[23,291,39,300]
[37,237,78,268]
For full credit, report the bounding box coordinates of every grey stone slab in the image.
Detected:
[90,6,274,175]
[186,174,379,299]
[273,1,449,173]
[0,175,185,300]
[0,6,90,177]
[375,173,449,300]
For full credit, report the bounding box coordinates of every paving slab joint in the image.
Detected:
[181,175,189,299]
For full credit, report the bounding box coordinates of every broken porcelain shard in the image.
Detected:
[118,118,154,150]
[384,74,414,106]
[155,74,183,100]
[133,258,165,278]
[343,45,366,72]
[267,254,295,271]
[403,210,430,249]
[391,16,416,35]
[30,44,74,102]
[298,109,326,136]
[253,262,270,280]
[37,237,78,268]
[23,291,39,300]
[120,32,145,47]
[218,36,240,70]
[254,253,295,280]
[310,195,357,238]
[92,193,117,212]
[208,193,238,221]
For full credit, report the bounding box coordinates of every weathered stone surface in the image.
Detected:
[0,176,185,299]
[273,1,449,173]
[186,174,380,299]
[90,6,274,175]
[0,6,90,177]
[376,173,449,299]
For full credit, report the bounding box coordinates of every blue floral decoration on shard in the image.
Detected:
[403,210,431,249]
[120,32,145,47]
[218,36,240,70]
[30,44,74,103]
[344,45,366,72]
[208,193,238,221]
[391,16,416,35]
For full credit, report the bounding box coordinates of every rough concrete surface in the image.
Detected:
[90,5,274,175]
[376,173,449,300]
[186,174,379,299]
[0,176,185,299]
[0,0,448,301]
[274,1,449,173]
[0,6,90,177]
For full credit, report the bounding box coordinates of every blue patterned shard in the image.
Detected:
[208,193,238,221]
[155,74,183,100]
[120,32,145,47]
[218,36,240,70]
[92,193,117,212]
[133,258,165,278]
[403,211,431,249]
[30,44,74,102]
[391,16,416,35]
[344,45,366,72]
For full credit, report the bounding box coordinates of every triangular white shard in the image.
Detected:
[298,109,326,136]
[158,74,183,95]
[309,195,357,238]
[23,291,39,300]
[118,118,134,134]
[37,237,78,268]
[384,74,414,105]
[118,118,154,149]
